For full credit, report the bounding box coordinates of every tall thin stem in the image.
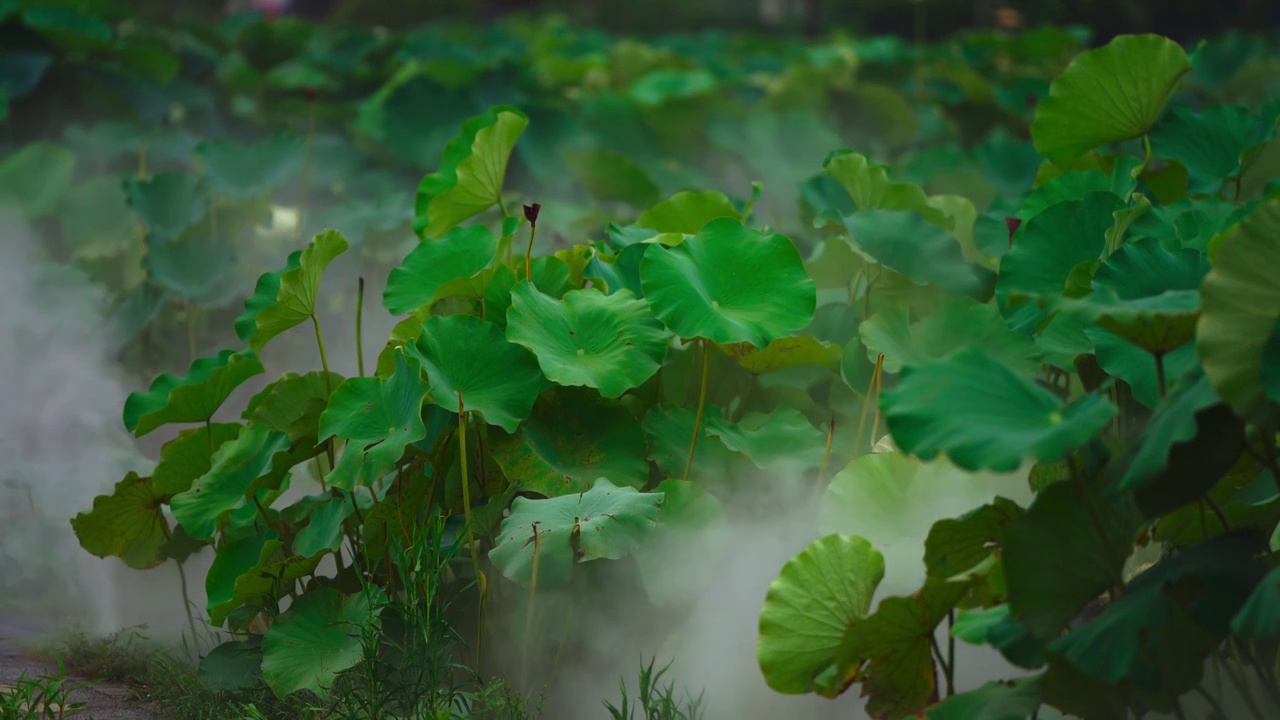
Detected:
[681,339,712,483]
[1153,351,1167,398]
[521,524,542,690]
[356,277,366,377]
[812,415,836,504]
[868,354,885,450]
[312,314,335,472]
[852,355,883,457]
[456,392,485,670]
[525,220,538,283]
[946,610,956,697]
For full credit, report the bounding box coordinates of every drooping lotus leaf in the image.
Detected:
[235,229,348,354]
[383,224,500,315]
[1197,200,1280,418]
[634,190,740,234]
[1094,236,1210,299]
[950,604,1045,670]
[997,193,1123,298]
[1003,480,1141,641]
[843,209,983,297]
[409,314,546,433]
[641,404,741,483]
[832,579,972,713]
[1034,311,1093,372]
[0,140,76,220]
[859,298,1040,375]
[152,422,243,496]
[488,387,650,497]
[757,534,885,695]
[170,424,316,539]
[318,350,429,491]
[640,217,816,346]
[208,539,322,627]
[1150,104,1277,194]
[1031,34,1192,163]
[194,132,304,200]
[293,494,355,559]
[1085,326,1197,407]
[706,407,826,472]
[204,527,272,616]
[1232,565,1280,639]
[244,371,343,444]
[924,678,1042,720]
[261,586,387,698]
[123,172,210,244]
[414,105,527,239]
[924,497,1026,582]
[123,350,265,437]
[70,473,170,570]
[881,347,1116,472]
[505,284,669,399]
[565,147,661,209]
[198,638,263,693]
[716,336,842,374]
[488,478,663,588]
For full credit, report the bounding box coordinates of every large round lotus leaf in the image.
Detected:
[640,217,815,346]
[409,314,547,433]
[925,678,1042,720]
[842,209,983,297]
[261,586,386,698]
[152,422,243,496]
[1065,291,1202,354]
[641,404,742,483]
[70,472,170,570]
[1031,35,1192,163]
[706,407,827,473]
[319,351,430,490]
[881,346,1116,472]
[634,190,740,234]
[488,478,663,588]
[1093,237,1210,298]
[198,638,263,693]
[716,336,841,374]
[235,228,347,352]
[505,284,669,398]
[144,223,239,305]
[488,387,650,497]
[194,132,304,200]
[383,224,499,315]
[414,105,527,239]
[123,350,265,437]
[0,140,76,220]
[859,298,1040,375]
[1197,200,1280,418]
[565,147,661,209]
[757,534,885,694]
[1150,105,1272,194]
[997,193,1123,298]
[123,172,210,244]
[1085,326,1197,408]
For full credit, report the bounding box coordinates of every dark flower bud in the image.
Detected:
[1005,217,1022,249]
[523,203,541,224]
[302,87,318,102]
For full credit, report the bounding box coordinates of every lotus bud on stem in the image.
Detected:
[524,202,541,282]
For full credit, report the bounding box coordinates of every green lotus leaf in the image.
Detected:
[198,638,263,693]
[244,371,344,444]
[706,407,826,472]
[170,424,306,540]
[208,539,322,627]
[122,172,210,245]
[1198,200,1280,418]
[716,336,841,374]
[262,586,387,698]
[505,284,669,399]
[414,105,527,239]
[293,494,355,559]
[1232,565,1280,639]
[319,350,430,491]
[630,68,716,106]
[383,225,500,315]
[635,478,726,606]
[70,473,169,570]
[1094,236,1210,298]
[641,404,741,483]
[0,140,76,220]
[832,579,972,712]
[410,314,546,432]
[565,147,661,208]
[950,605,1045,670]
[152,422,243,496]
[925,497,1026,582]
[194,132,304,200]
[1150,105,1266,193]
[859,298,1040,375]
[925,677,1042,720]
[634,190,740,234]
[640,217,815,346]
[824,150,938,220]
[881,347,1116,472]
[1003,480,1141,641]
[59,175,140,266]
[488,387,650,497]
[756,534,885,695]
[235,229,349,354]
[489,478,663,588]
[21,5,114,51]
[843,209,983,297]
[143,228,238,305]
[1085,326,1197,407]
[997,193,1124,298]
[123,350,265,437]
[205,527,273,620]
[1031,34,1192,163]
[1034,311,1093,372]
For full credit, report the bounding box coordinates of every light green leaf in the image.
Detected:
[235,229,348,354]
[70,473,170,571]
[261,587,386,698]
[383,224,500,315]
[123,350,265,437]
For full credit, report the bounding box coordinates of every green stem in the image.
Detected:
[946,610,956,697]
[1153,351,1167,399]
[811,415,836,505]
[681,340,712,483]
[311,314,336,471]
[356,277,366,377]
[521,524,541,690]
[457,393,485,671]
[525,220,537,284]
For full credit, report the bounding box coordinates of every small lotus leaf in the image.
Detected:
[123,350,265,437]
[634,190,740,234]
[383,224,500,315]
[70,473,170,570]
[859,298,1039,375]
[235,229,348,354]
[152,422,243,496]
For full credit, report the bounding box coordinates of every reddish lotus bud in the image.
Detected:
[302,87,317,102]
[524,203,541,224]
[1006,217,1022,249]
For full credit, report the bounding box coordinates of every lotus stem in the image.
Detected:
[1153,350,1167,398]
[521,523,542,690]
[356,277,366,377]
[457,392,485,670]
[868,353,885,449]
[525,218,537,283]
[812,415,836,505]
[682,339,712,483]
[946,610,956,697]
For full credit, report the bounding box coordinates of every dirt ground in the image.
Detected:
[0,614,152,720]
